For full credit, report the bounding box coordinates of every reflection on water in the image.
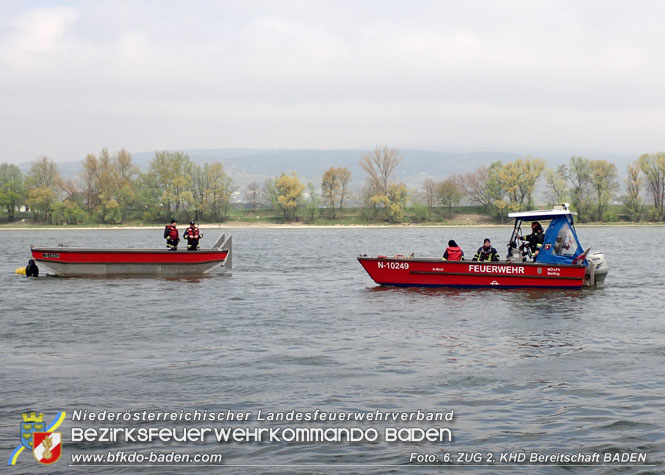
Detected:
[161,274,222,283]
[40,273,223,283]
[367,284,594,300]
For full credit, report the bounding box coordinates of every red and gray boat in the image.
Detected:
[358,205,608,289]
[30,234,232,277]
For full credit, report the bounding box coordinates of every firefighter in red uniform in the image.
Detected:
[183,221,203,251]
[164,219,179,250]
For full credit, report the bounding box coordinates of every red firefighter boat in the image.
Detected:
[30,234,232,277]
[358,205,608,289]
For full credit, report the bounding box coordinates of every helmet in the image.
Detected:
[190,221,195,226]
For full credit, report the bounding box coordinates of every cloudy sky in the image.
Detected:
[1,0,664,163]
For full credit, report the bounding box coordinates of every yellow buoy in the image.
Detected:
[15,267,26,275]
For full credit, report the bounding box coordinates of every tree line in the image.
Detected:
[0,149,237,225]
[1,146,664,224]
[437,153,664,222]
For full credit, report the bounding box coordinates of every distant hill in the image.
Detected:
[18,148,638,191]
[134,148,527,189]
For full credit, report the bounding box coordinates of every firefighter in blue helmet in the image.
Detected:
[473,238,499,262]
[164,219,179,250]
[183,221,203,251]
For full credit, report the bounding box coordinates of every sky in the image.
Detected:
[1,0,664,164]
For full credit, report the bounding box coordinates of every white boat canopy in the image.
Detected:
[508,204,577,221]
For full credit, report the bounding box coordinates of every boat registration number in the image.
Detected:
[377,261,409,270]
[42,252,60,258]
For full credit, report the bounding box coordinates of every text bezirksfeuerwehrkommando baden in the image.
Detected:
[71,410,455,444]
[72,408,452,423]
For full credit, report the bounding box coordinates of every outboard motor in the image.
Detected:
[584,252,608,288]
[25,259,39,277]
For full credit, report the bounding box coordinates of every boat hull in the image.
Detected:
[31,248,229,277]
[358,257,587,288]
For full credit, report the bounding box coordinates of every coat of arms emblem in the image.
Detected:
[33,431,62,464]
[20,412,45,450]
[9,411,66,466]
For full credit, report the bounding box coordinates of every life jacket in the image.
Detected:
[445,246,463,260]
[165,225,178,240]
[185,227,200,240]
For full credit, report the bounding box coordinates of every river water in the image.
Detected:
[1,226,664,474]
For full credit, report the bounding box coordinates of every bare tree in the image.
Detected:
[423,177,437,219]
[245,181,261,213]
[59,178,80,203]
[360,145,402,196]
[460,166,493,211]
[337,167,351,210]
[544,165,568,206]
[262,178,278,208]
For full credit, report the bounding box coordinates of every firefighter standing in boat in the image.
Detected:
[184,221,203,251]
[520,221,545,259]
[164,219,180,250]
